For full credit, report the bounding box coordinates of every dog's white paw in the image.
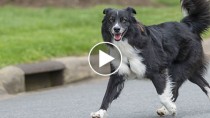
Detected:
[157,106,169,116]
[167,103,177,116]
[90,109,107,118]
[157,105,176,117]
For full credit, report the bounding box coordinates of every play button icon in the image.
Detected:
[99,50,114,67]
[88,42,122,76]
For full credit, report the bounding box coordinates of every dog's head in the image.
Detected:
[102,7,138,42]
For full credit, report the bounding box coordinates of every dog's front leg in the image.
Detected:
[91,73,125,118]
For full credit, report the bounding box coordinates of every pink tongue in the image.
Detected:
[114,34,122,41]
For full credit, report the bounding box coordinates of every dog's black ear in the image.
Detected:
[103,8,112,14]
[126,7,136,15]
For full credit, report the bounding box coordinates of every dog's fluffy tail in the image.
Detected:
[181,0,210,34]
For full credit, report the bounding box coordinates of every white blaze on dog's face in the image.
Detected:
[111,15,127,41]
[102,7,137,41]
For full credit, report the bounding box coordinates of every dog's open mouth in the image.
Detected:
[113,30,126,41]
[114,33,122,41]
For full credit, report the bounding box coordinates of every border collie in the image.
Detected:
[91,0,210,117]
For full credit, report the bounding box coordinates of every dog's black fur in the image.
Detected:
[91,0,210,117]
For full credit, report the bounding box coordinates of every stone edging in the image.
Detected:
[0,56,97,96]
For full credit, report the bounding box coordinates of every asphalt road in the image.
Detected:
[0,65,210,118]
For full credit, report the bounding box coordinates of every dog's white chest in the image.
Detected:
[110,39,146,79]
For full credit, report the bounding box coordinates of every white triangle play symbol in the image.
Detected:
[99,50,115,67]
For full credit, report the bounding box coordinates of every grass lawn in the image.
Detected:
[155,0,180,6]
[0,5,209,67]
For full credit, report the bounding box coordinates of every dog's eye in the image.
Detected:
[109,17,115,23]
[121,18,127,23]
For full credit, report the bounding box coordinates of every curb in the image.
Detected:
[0,39,210,96]
[0,66,25,95]
[0,56,97,96]
[53,57,96,84]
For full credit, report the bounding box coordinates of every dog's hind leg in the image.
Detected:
[156,78,185,116]
[156,79,186,116]
[189,72,210,100]
[91,73,125,118]
[156,64,189,116]
[151,72,177,116]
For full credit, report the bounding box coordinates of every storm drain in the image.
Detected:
[17,61,65,91]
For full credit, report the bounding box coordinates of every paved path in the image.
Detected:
[0,66,210,118]
[204,39,210,57]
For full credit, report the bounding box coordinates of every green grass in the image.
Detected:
[155,0,180,6]
[0,5,209,67]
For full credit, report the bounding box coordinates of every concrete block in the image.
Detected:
[54,57,96,84]
[0,66,25,94]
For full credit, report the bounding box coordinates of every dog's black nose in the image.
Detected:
[114,27,120,33]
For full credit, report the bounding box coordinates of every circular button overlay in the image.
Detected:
[88,42,122,76]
